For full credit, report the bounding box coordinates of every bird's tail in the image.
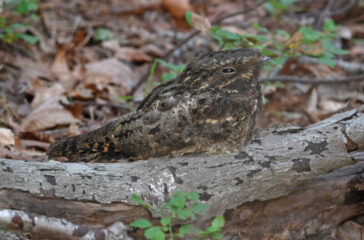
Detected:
[47,122,116,162]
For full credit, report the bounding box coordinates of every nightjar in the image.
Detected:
[48,48,268,162]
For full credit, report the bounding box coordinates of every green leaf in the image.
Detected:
[205,215,225,234]
[131,194,148,207]
[27,2,38,11]
[176,224,201,238]
[299,27,321,43]
[160,217,171,226]
[255,35,269,42]
[130,219,153,229]
[170,192,186,209]
[94,28,113,42]
[145,59,158,96]
[211,215,225,229]
[252,22,268,33]
[276,29,290,38]
[206,225,219,234]
[261,49,277,57]
[145,226,165,240]
[272,82,286,88]
[186,192,199,201]
[211,231,224,240]
[270,56,286,67]
[210,27,241,41]
[185,11,193,27]
[157,59,185,72]
[177,209,194,220]
[269,0,287,11]
[20,34,38,44]
[321,39,348,55]
[161,72,177,82]
[323,19,337,32]
[281,0,299,5]
[16,0,29,14]
[0,17,6,28]
[318,54,335,67]
[264,2,276,16]
[191,203,209,215]
[10,23,27,30]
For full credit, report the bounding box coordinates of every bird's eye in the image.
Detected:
[221,67,236,74]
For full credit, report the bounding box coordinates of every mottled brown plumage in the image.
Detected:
[47,48,266,162]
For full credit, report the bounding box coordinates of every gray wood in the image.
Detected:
[0,110,362,219]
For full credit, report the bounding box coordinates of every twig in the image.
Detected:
[299,56,364,73]
[261,73,364,84]
[313,0,357,30]
[313,0,336,30]
[131,0,269,94]
[0,209,132,240]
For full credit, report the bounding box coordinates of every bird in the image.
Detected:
[47,48,267,162]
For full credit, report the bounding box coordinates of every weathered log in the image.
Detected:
[0,109,363,239]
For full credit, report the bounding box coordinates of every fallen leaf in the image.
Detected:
[285,31,303,50]
[190,12,211,35]
[21,100,79,132]
[115,47,153,62]
[0,128,15,146]
[162,0,192,28]
[30,80,66,109]
[319,98,346,115]
[337,220,364,240]
[84,58,137,96]
[50,46,74,87]
[162,0,191,19]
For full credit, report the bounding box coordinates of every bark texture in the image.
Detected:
[0,110,363,239]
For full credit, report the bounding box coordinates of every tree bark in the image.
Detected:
[0,109,363,239]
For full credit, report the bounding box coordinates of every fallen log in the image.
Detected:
[0,109,363,239]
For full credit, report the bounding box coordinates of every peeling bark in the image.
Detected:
[0,110,363,239]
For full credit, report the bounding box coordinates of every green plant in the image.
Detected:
[145,59,186,96]
[0,0,39,44]
[208,19,348,70]
[264,0,299,16]
[93,27,114,42]
[130,191,225,240]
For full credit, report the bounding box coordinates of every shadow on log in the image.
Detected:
[0,110,363,239]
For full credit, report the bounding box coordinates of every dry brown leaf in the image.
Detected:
[51,47,70,75]
[71,87,94,100]
[285,32,303,50]
[141,44,164,58]
[30,80,66,109]
[116,0,162,14]
[115,47,153,62]
[0,128,15,146]
[337,221,364,240]
[50,47,74,86]
[21,100,79,132]
[103,40,153,62]
[84,58,136,96]
[318,98,346,115]
[162,0,191,19]
[301,43,325,56]
[190,12,211,35]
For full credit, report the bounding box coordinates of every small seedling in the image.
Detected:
[130,191,225,240]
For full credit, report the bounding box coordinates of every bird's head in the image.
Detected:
[181,48,269,91]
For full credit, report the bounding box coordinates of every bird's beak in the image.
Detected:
[261,55,271,62]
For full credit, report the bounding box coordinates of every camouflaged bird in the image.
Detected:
[47,48,267,162]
